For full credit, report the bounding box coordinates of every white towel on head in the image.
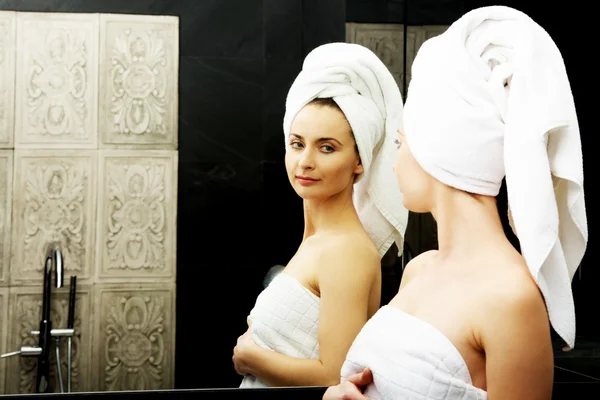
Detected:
[283,42,408,257]
[403,6,588,348]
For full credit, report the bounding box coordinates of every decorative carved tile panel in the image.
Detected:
[412,25,449,48]
[14,13,99,149]
[10,150,97,284]
[99,14,179,149]
[92,284,175,391]
[0,151,13,286]
[0,12,16,149]
[345,23,449,96]
[2,11,178,393]
[0,287,8,393]
[5,285,92,394]
[96,150,177,282]
[346,23,417,92]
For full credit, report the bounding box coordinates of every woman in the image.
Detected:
[324,6,587,400]
[232,43,409,387]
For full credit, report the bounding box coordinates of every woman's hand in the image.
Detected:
[232,318,258,376]
[322,368,373,400]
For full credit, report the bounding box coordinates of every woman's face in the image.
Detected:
[285,103,363,201]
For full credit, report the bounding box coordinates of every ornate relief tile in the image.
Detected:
[0,12,16,149]
[0,287,8,393]
[346,23,418,93]
[0,150,13,286]
[91,283,175,391]
[5,285,92,394]
[96,150,177,282]
[11,150,96,284]
[14,13,99,149]
[99,14,179,149]
[345,22,355,44]
[409,25,449,50]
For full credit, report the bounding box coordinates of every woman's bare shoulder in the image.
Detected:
[480,258,542,303]
[322,231,380,261]
[474,259,550,345]
[309,231,381,279]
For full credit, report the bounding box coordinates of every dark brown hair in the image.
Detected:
[308,97,359,154]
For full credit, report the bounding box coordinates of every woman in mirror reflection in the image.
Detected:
[232,43,409,387]
[324,5,588,400]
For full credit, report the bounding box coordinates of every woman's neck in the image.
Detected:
[302,188,360,240]
[431,188,518,265]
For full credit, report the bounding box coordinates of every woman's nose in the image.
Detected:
[298,149,315,169]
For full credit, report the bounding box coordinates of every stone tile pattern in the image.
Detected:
[0,10,178,394]
[14,13,99,149]
[346,23,448,96]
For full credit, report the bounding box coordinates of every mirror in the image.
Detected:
[0,0,440,394]
[3,0,573,396]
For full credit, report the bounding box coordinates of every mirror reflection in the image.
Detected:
[0,0,594,397]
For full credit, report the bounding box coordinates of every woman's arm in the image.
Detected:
[482,276,554,399]
[235,239,381,387]
[236,343,334,386]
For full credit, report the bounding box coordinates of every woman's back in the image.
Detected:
[341,231,554,398]
[390,245,549,389]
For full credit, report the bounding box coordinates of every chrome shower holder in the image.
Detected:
[0,242,78,394]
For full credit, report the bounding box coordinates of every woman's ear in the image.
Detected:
[354,159,364,176]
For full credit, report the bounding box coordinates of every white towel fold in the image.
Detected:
[283,42,408,257]
[240,273,320,388]
[403,6,588,348]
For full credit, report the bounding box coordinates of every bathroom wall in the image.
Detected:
[346,0,464,25]
[0,10,179,393]
[177,0,347,389]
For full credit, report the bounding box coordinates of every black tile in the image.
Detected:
[573,276,600,340]
[552,382,600,400]
[0,0,178,14]
[345,0,388,23]
[178,57,264,163]
[554,358,600,380]
[554,365,599,383]
[262,58,303,162]
[176,161,264,265]
[175,262,267,389]
[554,338,600,358]
[0,1,264,58]
[261,161,304,267]
[404,0,464,25]
[169,0,264,58]
[301,0,346,57]
[346,0,463,25]
[265,0,302,59]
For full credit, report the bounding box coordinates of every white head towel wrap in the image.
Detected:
[404,6,588,348]
[283,42,408,257]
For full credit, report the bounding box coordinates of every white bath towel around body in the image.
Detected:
[240,273,320,388]
[342,306,488,399]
